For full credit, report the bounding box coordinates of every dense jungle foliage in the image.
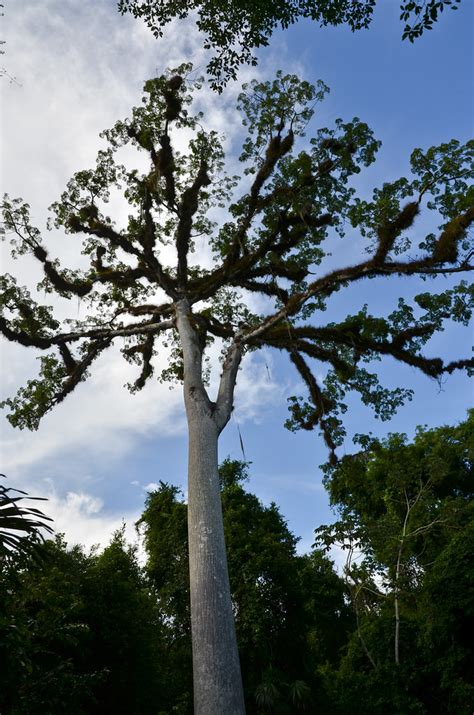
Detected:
[1,413,472,714]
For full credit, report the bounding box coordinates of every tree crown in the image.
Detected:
[1,67,473,459]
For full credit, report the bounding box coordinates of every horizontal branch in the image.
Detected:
[0,315,174,351]
[0,315,52,349]
[239,254,473,344]
[68,216,141,258]
[119,302,174,318]
[32,244,93,298]
[53,319,175,345]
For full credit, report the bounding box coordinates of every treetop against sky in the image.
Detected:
[0,0,472,553]
[1,67,473,450]
[118,0,465,89]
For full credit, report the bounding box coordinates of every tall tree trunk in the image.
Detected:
[176,299,246,714]
[187,411,245,713]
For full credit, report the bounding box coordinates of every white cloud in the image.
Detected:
[143,482,160,492]
[234,351,292,422]
[1,343,186,473]
[41,488,140,552]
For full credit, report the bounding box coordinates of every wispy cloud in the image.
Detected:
[39,487,140,551]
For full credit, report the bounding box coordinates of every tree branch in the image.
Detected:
[156,133,177,208]
[289,350,337,462]
[176,159,211,286]
[239,251,473,345]
[52,338,112,408]
[53,319,175,345]
[0,315,52,349]
[214,337,243,432]
[222,128,294,263]
[139,187,179,298]
[68,215,142,258]
[0,316,175,353]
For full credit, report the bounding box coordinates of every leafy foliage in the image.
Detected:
[1,68,472,463]
[0,536,100,714]
[315,411,474,713]
[0,531,166,714]
[0,463,349,713]
[400,1,463,41]
[118,1,463,89]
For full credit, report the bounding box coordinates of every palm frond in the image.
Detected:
[0,473,54,558]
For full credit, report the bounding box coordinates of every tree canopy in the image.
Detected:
[1,68,473,459]
[316,411,474,713]
[1,66,473,711]
[118,1,464,89]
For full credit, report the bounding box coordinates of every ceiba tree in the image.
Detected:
[1,68,473,712]
[118,0,465,89]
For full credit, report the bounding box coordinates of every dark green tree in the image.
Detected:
[81,528,166,714]
[0,463,350,714]
[0,530,167,715]
[315,411,474,713]
[0,536,99,714]
[1,68,473,712]
[118,1,464,89]
[136,482,193,713]
[418,520,474,713]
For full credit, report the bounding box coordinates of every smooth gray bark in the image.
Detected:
[176,300,245,714]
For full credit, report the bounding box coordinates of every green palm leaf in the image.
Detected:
[0,473,54,558]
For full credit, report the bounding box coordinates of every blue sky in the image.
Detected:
[1,0,473,556]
